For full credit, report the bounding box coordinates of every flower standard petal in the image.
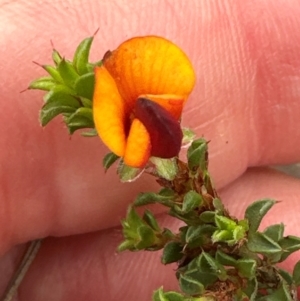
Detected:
[93,66,127,157]
[124,118,151,167]
[104,36,196,108]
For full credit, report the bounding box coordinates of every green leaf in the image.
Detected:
[118,163,144,182]
[152,288,185,301]
[152,288,169,301]
[182,190,203,213]
[215,250,237,267]
[40,91,80,126]
[119,206,159,251]
[212,230,232,244]
[28,77,57,91]
[181,127,196,147]
[237,259,257,279]
[43,84,75,98]
[161,241,183,264]
[42,65,64,83]
[66,107,94,134]
[134,190,175,207]
[243,278,258,301]
[73,36,94,75]
[245,199,277,233]
[52,48,62,65]
[187,138,208,171]
[247,232,282,255]
[185,224,216,248]
[233,225,247,241]
[212,198,225,213]
[117,239,133,252]
[123,206,144,231]
[57,58,80,88]
[136,225,156,249]
[179,273,205,296]
[81,128,98,137]
[263,223,284,242]
[163,292,185,301]
[278,268,293,285]
[279,235,300,262]
[185,257,219,287]
[214,215,236,230]
[202,252,227,280]
[292,260,300,286]
[143,210,161,232]
[150,157,178,181]
[260,282,293,301]
[102,152,119,171]
[199,211,215,223]
[74,72,95,100]
[80,97,93,108]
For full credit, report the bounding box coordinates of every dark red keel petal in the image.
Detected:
[135,98,183,158]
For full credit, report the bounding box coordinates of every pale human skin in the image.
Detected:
[1,0,300,300]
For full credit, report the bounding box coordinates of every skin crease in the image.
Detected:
[0,0,300,300]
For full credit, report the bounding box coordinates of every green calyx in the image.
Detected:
[29,32,101,136]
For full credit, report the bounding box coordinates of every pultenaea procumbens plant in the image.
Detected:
[93,36,196,167]
[24,34,300,301]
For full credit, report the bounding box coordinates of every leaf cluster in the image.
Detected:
[118,138,300,301]
[29,34,101,136]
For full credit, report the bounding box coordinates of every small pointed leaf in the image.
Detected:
[143,210,161,232]
[179,273,205,296]
[262,282,293,301]
[215,250,237,267]
[136,225,156,249]
[40,92,80,126]
[243,278,258,301]
[28,77,57,91]
[187,138,208,171]
[292,260,300,286]
[181,127,196,148]
[153,288,185,301]
[182,190,203,213]
[215,215,236,230]
[118,163,144,182]
[245,199,277,233]
[202,252,227,280]
[42,65,64,82]
[263,223,284,242]
[102,152,119,171]
[73,36,94,75]
[185,225,216,248]
[52,48,62,65]
[57,58,80,88]
[66,107,95,134]
[247,232,282,255]
[134,190,175,207]
[161,242,183,264]
[278,268,293,285]
[212,198,225,213]
[279,236,300,262]
[81,128,98,137]
[199,211,215,223]
[150,157,178,181]
[237,259,257,279]
[74,72,95,100]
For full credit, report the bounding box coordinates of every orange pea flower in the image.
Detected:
[93,36,196,168]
